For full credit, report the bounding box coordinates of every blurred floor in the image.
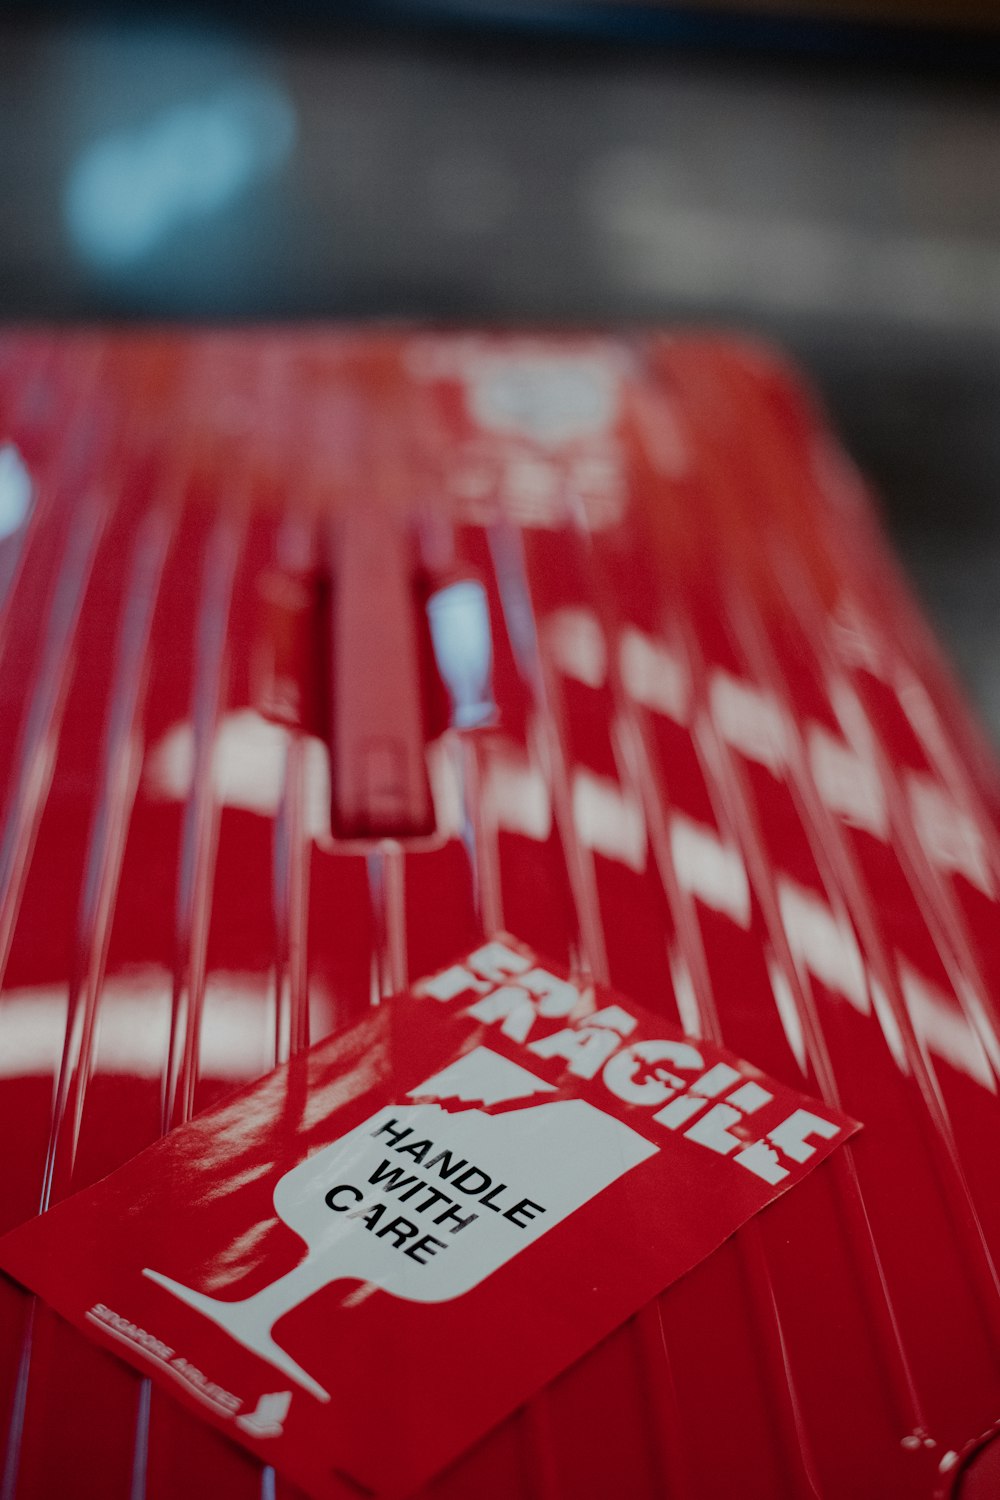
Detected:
[1,15,999,732]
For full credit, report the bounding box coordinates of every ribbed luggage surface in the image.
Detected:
[1,329,1000,1499]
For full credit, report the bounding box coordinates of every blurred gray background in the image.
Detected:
[2,7,999,731]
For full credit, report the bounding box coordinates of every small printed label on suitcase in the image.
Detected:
[0,937,859,1499]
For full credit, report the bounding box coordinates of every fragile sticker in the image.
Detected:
[0,937,859,1498]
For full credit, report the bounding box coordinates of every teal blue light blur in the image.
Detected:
[64,80,296,269]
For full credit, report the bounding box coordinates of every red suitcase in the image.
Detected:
[1,329,999,1499]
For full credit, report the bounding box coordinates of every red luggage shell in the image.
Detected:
[1,328,1000,1499]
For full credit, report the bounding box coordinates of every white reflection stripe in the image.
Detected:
[0,976,332,1080]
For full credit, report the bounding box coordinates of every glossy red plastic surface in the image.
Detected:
[1,329,999,1499]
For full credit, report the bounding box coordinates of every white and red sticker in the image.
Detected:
[0,938,858,1498]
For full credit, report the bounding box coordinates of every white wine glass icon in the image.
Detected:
[144,1047,657,1401]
